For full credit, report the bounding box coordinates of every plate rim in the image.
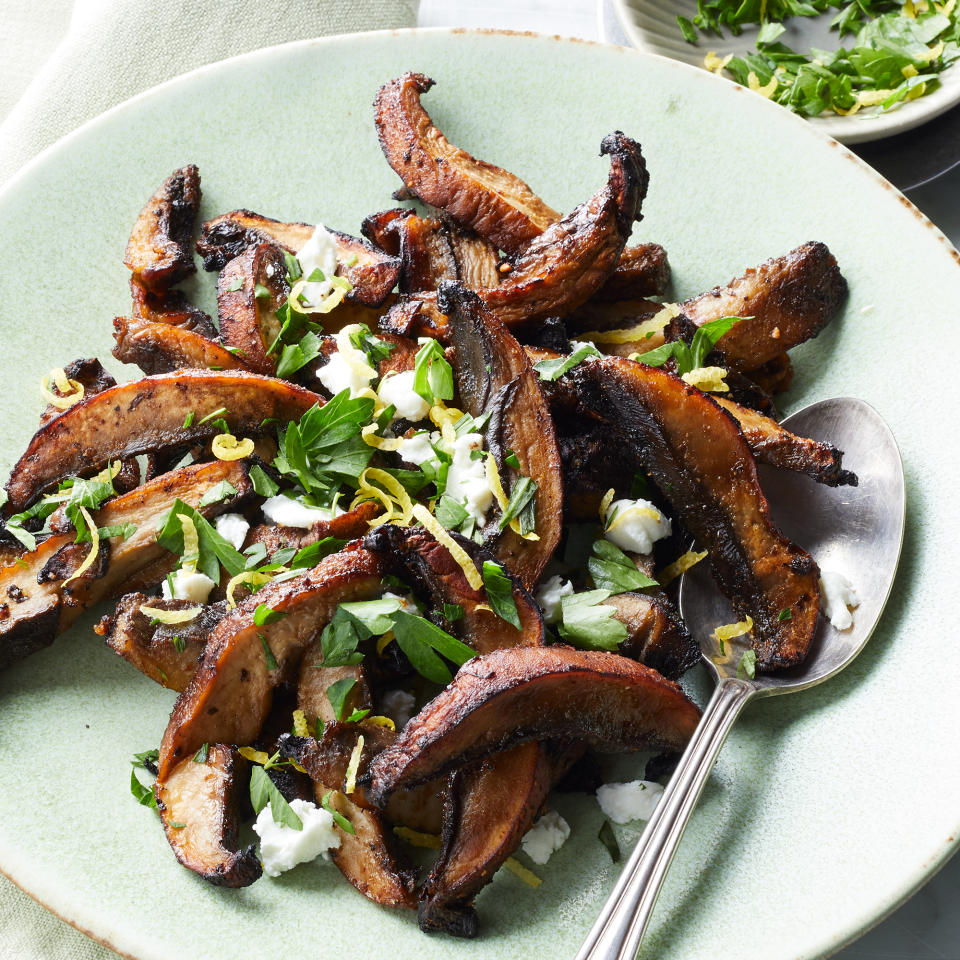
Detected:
[611,0,960,145]
[1,25,959,960]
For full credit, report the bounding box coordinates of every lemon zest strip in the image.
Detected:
[212,433,254,461]
[62,507,99,585]
[712,616,755,644]
[225,569,275,609]
[292,709,309,738]
[363,715,396,732]
[411,504,483,590]
[344,735,364,795]
[657,549,708,586]
[393,827,441,849]
[503,857,542,888]
[41,368,85,410]
[140,605,203,625]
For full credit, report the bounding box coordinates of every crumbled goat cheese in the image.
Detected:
[317,351,377,399]
[536,576,575,625]
[214,513,250,550]
[820,570,859,630]
[262,494,344,529]
[604,498,671,555]
[380,689,417,730]
[296,223,340,306]
[597,780,664,824]
[395,432,439,467]
[521,810,570,865]
[445,432,494,522]
[377,370,430,422]
[253,799,340,877]
[161,568,215,603]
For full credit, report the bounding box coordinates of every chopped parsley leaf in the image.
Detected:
[588,540,658,595]
[557,589,627,651]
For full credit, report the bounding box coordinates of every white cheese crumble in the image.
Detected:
[382,591,419,614]
[380,689,417,730]
[296,224,341,307]
[161,568,215,604]
[377,370,430,422]
[395,432,439,467]
[317,351,377,398]
[521,810,570,865]
[253,799,340,877]
[214,513,249,550]
[604,498,671,555]
[597,780,664,824]
[445,432,494,523]
[262,494,344,529]
[536,575,574,625]
[819,570,859,630]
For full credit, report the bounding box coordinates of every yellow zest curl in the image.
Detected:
[363,715,396,732]
[140,605,203,625]
[292,709,308,738]
[747,72,778,98]
[393,827,441,849]
[412,504,483,591]
[212,433,254,461]
[681,366,730,393]
[238,746,271,766]
[288,276,350,315]
[41,368,85,410]
[225,569,275,609]
[344,735,364,795]
[657,549,708,586]
[704,51,733,74]
[712,616,754,645]
[376,631,396,655]
[351,468,411,526]
[485,453,539,541]
[361,423,404,451]
[503,857,542,888]
[179,514,200,573]
[598,488,616,523]
[62,507,99,585]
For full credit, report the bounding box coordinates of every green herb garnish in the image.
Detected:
[557,589,628,651]
[412,338,454,405]
[533,342,601,382]
[588,540,658,595]
[250,765,302,830]
[481,561,521,629]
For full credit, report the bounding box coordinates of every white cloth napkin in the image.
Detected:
[0,0,419,184]
[0,3,419,957]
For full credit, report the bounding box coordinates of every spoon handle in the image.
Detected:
[574,677,754,960]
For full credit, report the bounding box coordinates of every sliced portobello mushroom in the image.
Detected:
[440,282,563,589]
[363,645,701,804]
[4,370,318,512]
[216,243,288,376]
[591,242,670,300]
[0,459,252,670]
[156,744,261,887]
[130,283,218,339]
[124,165,200,294]
[196,209,400,307]
[112,315,251,375]
[674,241,848,372]
[373,74,661,299]
[97,594,228,691]
[573,356,821,670]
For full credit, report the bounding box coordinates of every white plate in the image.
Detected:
[613,0,960,143]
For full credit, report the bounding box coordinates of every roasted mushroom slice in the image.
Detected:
[0,459,252,670]
[439,282,563,588]
[374,73,560,256]
[4,370,318,512]
[124,165,200,294]
[603,592,699,681]
[98,594,227,691]
[674,242,848,372]
[477,132,648,326]
[38,358,116,428]
[364,645,701,804]
[156,744,261,887]
[373,74,662,298]
[196,210,400,307]
[130,284,218,338]
[157,545,385,782]
[713,396,857,487]
[217,244,288,376]
[112,316,251,375]
[575,357,821,670]
[364,525,544,652]
[592,242,670,300]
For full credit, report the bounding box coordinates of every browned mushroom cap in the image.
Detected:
[363,645,701,804]
[373,74,664,299]
[573,357,821,670]
[98,594,227,691]
[439,282,563,589]
[3,370,319,512]
[156,744,261,887]
[196,209,400,307]
[0,459,253,671]
[674,241,848,372]
[124,165,200,294]
[130,282,218,338]
[157,544,386,781]
[363,525,544,653]
[476,132,649,326]
[112,316,251,375]
[374,73,559,256]
[216,244,288,376]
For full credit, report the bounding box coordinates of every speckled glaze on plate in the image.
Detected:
[613,0,960,144]
[0,28,958,960]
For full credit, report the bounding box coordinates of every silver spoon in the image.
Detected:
[575,397,905,960]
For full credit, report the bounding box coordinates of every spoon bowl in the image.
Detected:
[576,396,905,960]
[683,396,906,694]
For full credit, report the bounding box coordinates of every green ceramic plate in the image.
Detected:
[0,28,958,960]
